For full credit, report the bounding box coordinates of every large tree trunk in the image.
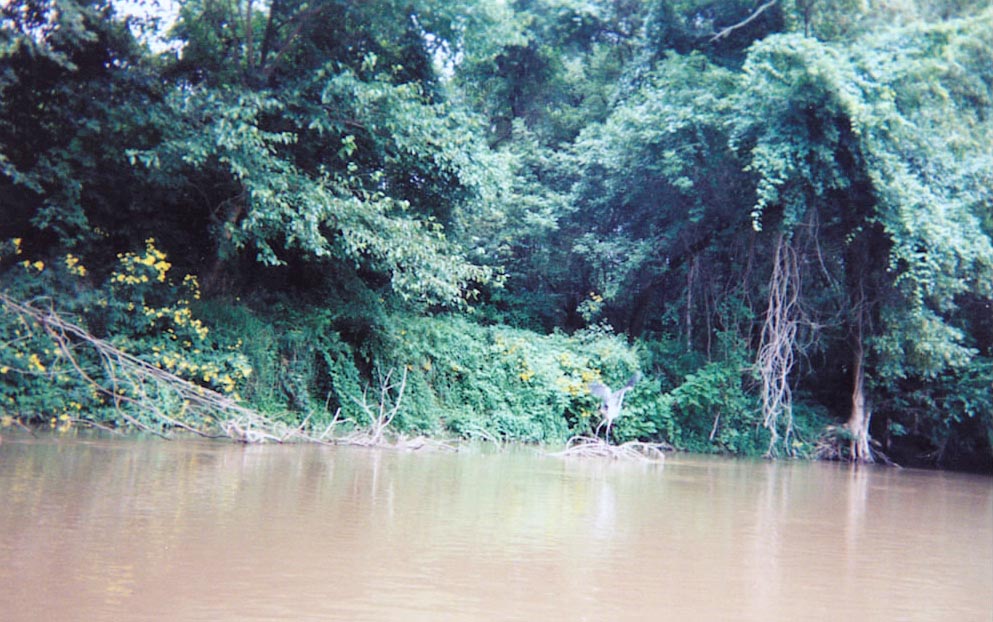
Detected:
[847,342,874,463]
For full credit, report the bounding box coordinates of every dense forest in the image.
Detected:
[1,0,990,470]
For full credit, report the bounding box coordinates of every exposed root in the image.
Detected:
[814,425,900,467]
[548,435,669,463]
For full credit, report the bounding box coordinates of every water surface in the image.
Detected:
[1,432,990,620]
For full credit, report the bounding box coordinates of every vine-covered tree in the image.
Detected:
[732,13,993,460]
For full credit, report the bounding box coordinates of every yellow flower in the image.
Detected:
[28,353,46,373]
[64,253,88,277]
[580,369,600,383]
[32,260,44,271]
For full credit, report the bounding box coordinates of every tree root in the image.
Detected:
[813,425,900,467]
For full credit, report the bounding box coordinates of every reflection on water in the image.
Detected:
[1,431,990,621]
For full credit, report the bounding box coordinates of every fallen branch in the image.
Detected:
[2,294,456,452]
[459,422,503,448]
[1,293,274,440]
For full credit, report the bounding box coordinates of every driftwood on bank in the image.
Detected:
[548,435,669,463]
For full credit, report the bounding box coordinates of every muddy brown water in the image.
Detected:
[0,431,990,621]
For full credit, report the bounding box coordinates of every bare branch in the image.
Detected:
[711,0,778,42]
[349,366,408,445]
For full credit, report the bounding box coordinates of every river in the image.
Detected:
[0,431,990,621]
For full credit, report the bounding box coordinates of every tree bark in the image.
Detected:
[244,0,255,76]
[847,318,874,463]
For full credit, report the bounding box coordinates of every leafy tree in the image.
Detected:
[568,52,751,338]
[0,0,160,249]
[456,0,641,147]
[136,0,506,307]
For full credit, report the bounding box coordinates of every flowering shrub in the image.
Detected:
[0,238,251,432]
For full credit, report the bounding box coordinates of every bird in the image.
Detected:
[589,372,641,443]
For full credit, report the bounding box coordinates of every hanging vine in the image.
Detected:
[756,233,801,456]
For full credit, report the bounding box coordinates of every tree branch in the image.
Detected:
[711,0,778,42]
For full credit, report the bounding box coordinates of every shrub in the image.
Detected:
[0,238,251,432]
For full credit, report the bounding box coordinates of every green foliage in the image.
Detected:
[0,0,158,247]
[875,356,993,469]
[629,334,772,454]
[383,316,642,442]
[455,0,639,146]
[1,0,990,467]
[132,75,495,307]
[570,51,745,310]
[162,304,651,444]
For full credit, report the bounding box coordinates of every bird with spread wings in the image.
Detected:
[588,372,641,443]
